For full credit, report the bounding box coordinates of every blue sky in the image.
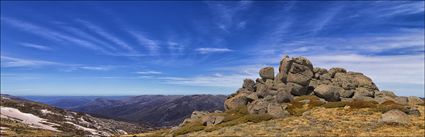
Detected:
[1,1,424,96]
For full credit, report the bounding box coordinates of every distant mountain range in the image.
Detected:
[0,94,147,136]
[21,95,227,127]
[22,96,129,109]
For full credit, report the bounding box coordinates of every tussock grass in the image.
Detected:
[204,114,273,132]
[173,120,205,136]
[374,100,409,113]
[322,102,346,108]
[345,99,378,109]
[287,95,325,116]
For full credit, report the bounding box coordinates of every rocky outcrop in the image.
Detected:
[170,55,424,136]
[224,55,421,117]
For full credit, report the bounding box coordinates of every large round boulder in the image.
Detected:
[247,100,269,114]
[287,63,313,86]
[267,103,289,118]
[353,74,379,91]
[395,96,408,105]
[408,96,424,106]
[276,88,293,103]
[375,90,397,98]
[328,67,347,78]
[313,67,328,79]
[259,67,275,80]
[224,93,249,110]
[381,109,410,125]
[274,72,285,84]
[279,56,293,74]
[314,85,342,102]
[339,90,354,98]
[293,56,313,70]
[242,79,256,92]
[287,82,310,96]
[265,79,274,89]
[353,87,374,98]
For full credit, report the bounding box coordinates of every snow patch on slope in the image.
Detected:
[65,121,110,136]
[0,107,60,132]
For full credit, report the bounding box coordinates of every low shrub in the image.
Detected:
[287,95,325,116]
[322,102,346,108]
[173,120,205,136]
[345,99,378,109]
[243,114,273,123]
[204,114,273,132]
[374,100,408,113]
[226,106,249,115]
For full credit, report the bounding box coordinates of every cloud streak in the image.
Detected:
[196,48,232,54]
[1,56,58,68]
[136,71,162,75]
[19,43,52,51]
[206,0,253,32]
[2,17,107,53]
[76,19,135,52]
[159,73,255,88]
[1,56,117,72]
[127,30,160,55]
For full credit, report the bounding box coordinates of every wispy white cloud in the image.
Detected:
[310,5,344,35]
[377,1,424,17]
[252,28,424,59]
[1,56,117,72]
[76,19,135,52]
[206,1,253,32]
[308,54,424,86]
[19,43,52,51]
[1,56,58,68]
[136,71,162,75]
[78,66,112,71]
[159,73,255,88]
[167,41,185,56]
[127,30,160,55]
[1,17,106,52]
[196,48,232,54]
[61,26,118,51]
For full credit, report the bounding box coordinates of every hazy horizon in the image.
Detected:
[1,1,424,97]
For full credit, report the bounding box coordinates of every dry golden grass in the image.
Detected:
[130,106,274,136]
[183,105,424,136]
[345,99,378,108]
[129,98,424,137]
[287,95,325,116]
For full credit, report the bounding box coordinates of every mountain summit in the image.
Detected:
[136,55,425,136]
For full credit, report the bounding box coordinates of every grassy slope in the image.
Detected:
[130,96,425,136]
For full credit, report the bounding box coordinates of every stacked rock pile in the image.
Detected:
[224,55,424,118]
